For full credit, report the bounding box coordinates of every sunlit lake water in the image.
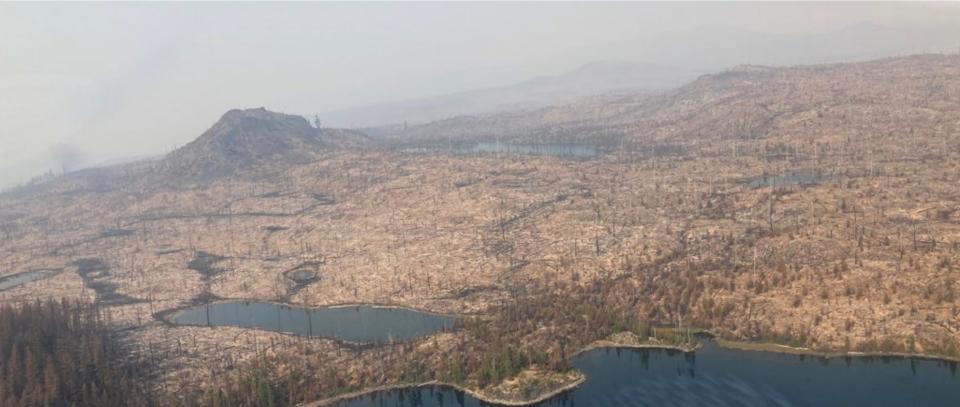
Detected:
[171,301,455,344]
[336,340,960,406]
[0,269,59,291]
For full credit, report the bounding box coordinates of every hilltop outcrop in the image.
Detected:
[159,107,370,181]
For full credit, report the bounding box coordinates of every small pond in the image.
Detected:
[406,142,598,158]
[746,171,823,189]
[336,340,960,406]
[171,301,455,344]
[0,269,59,291]
[287,269,318,283]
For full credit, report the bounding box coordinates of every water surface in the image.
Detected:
[0,269,59,291]
[747,172,822,189]
[336,340,960,406]
[406,142,598,158]
[172,301,455,343]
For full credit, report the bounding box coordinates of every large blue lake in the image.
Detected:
[171,301,455,344]
[336,340,960,406]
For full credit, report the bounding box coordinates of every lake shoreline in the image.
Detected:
[302,335,684,407]
[157,298,470,324]
[0,268,63,292]
[154,298,960,407]
[301,374,587,407]
[156,299,463,349]
[303,333,960,407]
[573,339,699,357]
[713,337,960,364]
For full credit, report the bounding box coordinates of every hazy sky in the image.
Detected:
[1,2,958,188]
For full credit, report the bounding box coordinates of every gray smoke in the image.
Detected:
[51,144,84,174]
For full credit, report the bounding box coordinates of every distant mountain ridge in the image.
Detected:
[382,54,960,153]
[319,61,699,128]
[562,22,960,74]
[319,23,960,131]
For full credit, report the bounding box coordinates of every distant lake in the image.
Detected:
[746,171,823,189]
[170,301,455,344]
[0,269,59,291]
[405,142,598,158]
[336,340,960,406]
